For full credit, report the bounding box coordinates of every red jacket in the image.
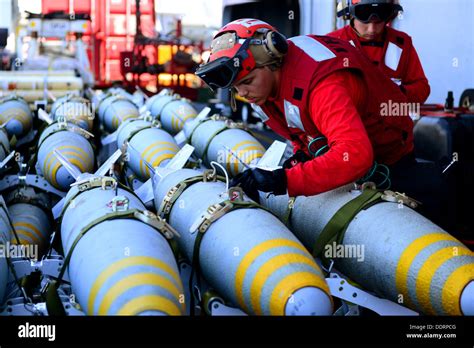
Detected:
[251,35,414,196]
[328,25,430,104]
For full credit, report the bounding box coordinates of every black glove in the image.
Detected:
[229,168,287,203]
[283,150,311,169]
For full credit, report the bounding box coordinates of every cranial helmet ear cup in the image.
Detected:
[264,31,288,58]
[337,0,351,19]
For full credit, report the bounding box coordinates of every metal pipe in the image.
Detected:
[0,75,84,90]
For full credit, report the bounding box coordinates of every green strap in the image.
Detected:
[201,127,229,164]
[37,127,68,150]
[282,197,296,228]
[187,119,231,164]
[126,124,153,144]
[47,208,176,315]
[312,189,384,264]
[190,199,263,315]
[45,279,67,315]
[9,135,17,148]
[51,181,140,250]
[0,136,9,158]
[0,201,21,245]
[201,289,224,315]
[187,119,210,145]
[158,172,226,221]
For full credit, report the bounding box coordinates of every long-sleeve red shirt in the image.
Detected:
[328,25,430,104]
[285,70,374,197]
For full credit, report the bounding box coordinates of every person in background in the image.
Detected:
[328,0,430,104]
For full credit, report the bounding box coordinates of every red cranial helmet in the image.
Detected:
[195,18,288,90]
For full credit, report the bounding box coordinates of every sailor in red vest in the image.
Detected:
[196,18,450,229]
[328,0,430,104]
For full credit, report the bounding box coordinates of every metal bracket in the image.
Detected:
[178,261,192,315]
[361,181,377,191]
[133,210,180,239]
[327,273,418,316]
[381,190,421,209]
[110,195,129,212]
[209,301,248,316]
[67,125,94,139]
[0,296,84,316]
[228,187,244,202]
[333,302,360,316]
[72,176,117,192]
[8,257,70,283]
[210,114,227,122]
[202,169,218,182]
[190,201,234,235]
[157,181,190,219]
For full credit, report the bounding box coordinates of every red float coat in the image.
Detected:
[251,35,414,196]
[328,25,430,104]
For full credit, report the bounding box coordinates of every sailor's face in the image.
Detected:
[233,67,277,105]
[353,19,386,40]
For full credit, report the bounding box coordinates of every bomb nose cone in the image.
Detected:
[461,281,474,315]
[56,165,79,190]
[284,287,333,316]
[6,119,23,136]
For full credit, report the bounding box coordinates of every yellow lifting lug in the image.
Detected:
[381,190,421,209]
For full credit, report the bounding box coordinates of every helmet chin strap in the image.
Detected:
[230,88,237,112]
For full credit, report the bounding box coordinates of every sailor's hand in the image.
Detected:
[229,168,287,203]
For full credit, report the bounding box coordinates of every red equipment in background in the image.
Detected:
[41,0,203,98]
[42,0,156,87]
[120,1,204,99]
